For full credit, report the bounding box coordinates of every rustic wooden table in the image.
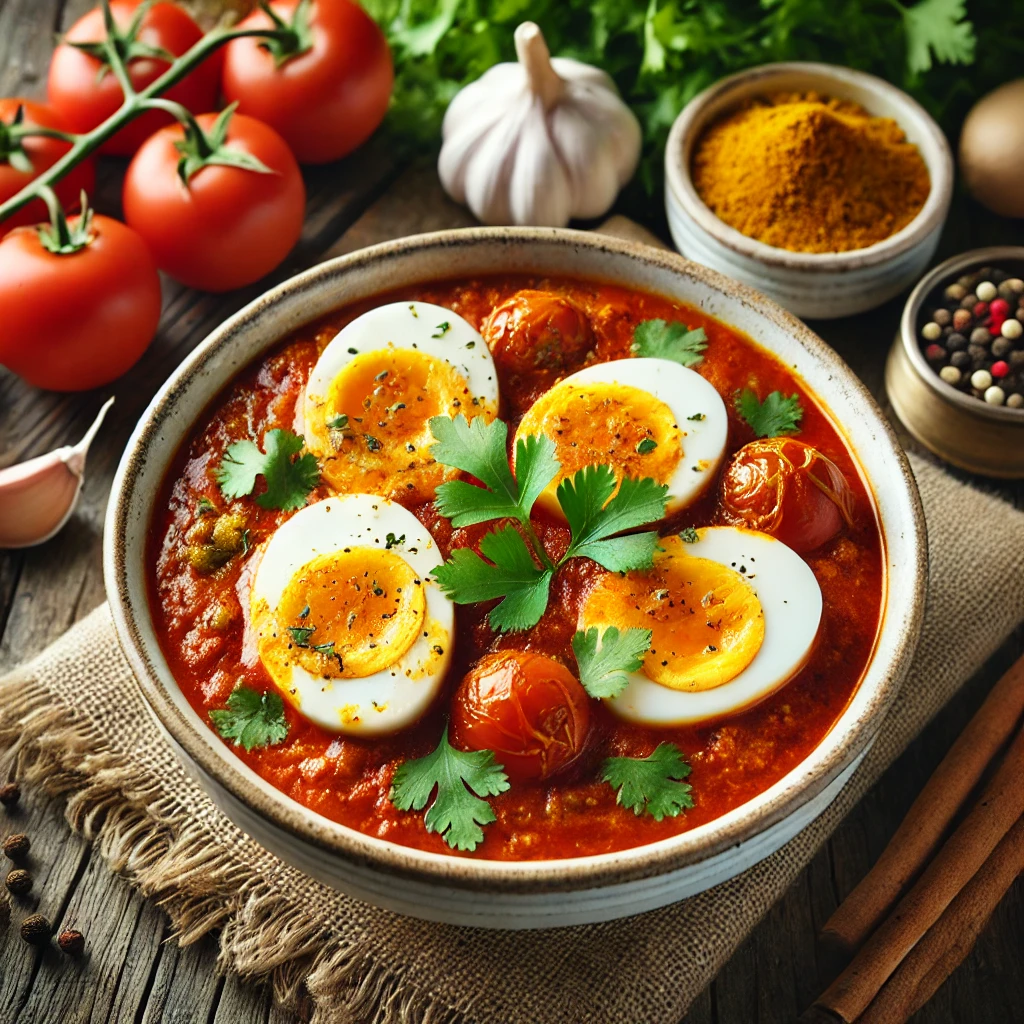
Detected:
[1,2,1023,1021]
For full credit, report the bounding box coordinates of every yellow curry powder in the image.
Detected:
[690,92,931,253]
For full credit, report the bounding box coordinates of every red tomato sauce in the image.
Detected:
[149,276,884,860]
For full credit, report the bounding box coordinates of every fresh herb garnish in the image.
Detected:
[241,529,251,554]
[680,526,699,544]
[215,429,319,511]
[365,435,383,452]
[326,413,349,430]
[635,437,658,454]
[432,321,451,337]
[602,743,694,821]
[389,727,510,852]
[210,687,288,752]
[735,389,804,438]
[572,626,652,699]
[632,319,707,367]
[687,412,705,422]
[312,641,343,669]
[385,532,406,549]
[288,625,316,647]
[196,496,217,516]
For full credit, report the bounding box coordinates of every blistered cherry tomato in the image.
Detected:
[0,214,162,391]
[123,112,305,292]
[48,2,220,156]
[482,290,594,374]
[451,651,591,783]
[0,99,95,237]
[221,0,393,164]
[718,437,854,553]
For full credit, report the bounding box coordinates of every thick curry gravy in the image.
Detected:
[149,275,884,860]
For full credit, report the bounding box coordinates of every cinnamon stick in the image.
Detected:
[821,652,1024,958]
[808,721,1024,1023]
[857,815,1024,1024]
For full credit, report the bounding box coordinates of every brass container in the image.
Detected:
[887,246,1024,478]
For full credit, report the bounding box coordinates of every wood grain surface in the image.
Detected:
[1,1,1022,1021]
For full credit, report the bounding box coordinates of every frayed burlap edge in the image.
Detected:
[0,672,466,1024]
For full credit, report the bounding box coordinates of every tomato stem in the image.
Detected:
[35,186,94,255]
[0,23,294,226]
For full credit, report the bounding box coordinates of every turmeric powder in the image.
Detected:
[690,92,931,254]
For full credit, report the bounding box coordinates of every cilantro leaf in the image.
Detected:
[602,743,694,821]
[389,726,510,852]
[735,389,804,438]
[431,526,553,632]
[558,465,668,570]
[632,319,707,367]
[288,625,315,647]
[210,687,288,752]
[900,0,975,74]
[215,429,320,511]
[573,626,652,699]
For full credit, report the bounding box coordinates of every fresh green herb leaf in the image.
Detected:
[312,641,343,669]
[385,532,406,549]
[636,438,658,454]
[432,526,553,632]
[680,527,699,544]
[241,529,251,554]
[573,626,652,699]
[365,435,383,452]
[288,625,315,647]
[432,321,451,337]
[210,687,288,752]
[687,412,705,422]
[215,429,319,512]
[632,319,707,367]
[196,496,216,516]
[735,389,804,438]
[900,0,975,74]
[327,413,349,430]
[389,726,510,852]
[558,465,668,571]
[602,743,694,821]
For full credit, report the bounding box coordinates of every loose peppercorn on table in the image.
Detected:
[1,5,1023,1020]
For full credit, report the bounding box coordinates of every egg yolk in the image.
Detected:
[579,536,764,692]
[514,381,682,510]
[256,548,426,688]
[307,346,494,501]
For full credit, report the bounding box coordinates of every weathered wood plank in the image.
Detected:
[138,933,223,1024]
[0,0,65,97]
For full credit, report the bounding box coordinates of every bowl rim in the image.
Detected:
[104,226,927,894]
[664,61,954,270]
[899,245,1024,423]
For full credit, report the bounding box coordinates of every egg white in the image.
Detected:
[250,495,454,736]
[605,526,822,725]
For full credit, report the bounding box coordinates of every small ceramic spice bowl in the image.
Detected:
[664,62,953,319]
[886,246,1024,478]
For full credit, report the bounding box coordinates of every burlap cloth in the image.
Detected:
[2,453,1023,1023]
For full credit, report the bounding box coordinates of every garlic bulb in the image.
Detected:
[0,397,113,549]
[438,22,642,228]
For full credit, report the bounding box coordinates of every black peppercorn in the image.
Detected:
[991,338,1012,358]
[3,834,30,860]
[945,332,967,351]
[967,344,988,362]
[58,929,85,957]
[20,913,51,945]
[6,869,32,896]
[970,327,992,346]
[950,351,971,370]
[0,783,20,807]
[1008,350,1024,369]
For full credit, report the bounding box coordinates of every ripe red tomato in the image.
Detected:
[0,99,96,237]
[718,437,855,553]
[47,2,220,156]
[483,290,594,374]
[451,651,591,783]
[221,0,393,164]
[0,215,162,391]
[122,111,306,292]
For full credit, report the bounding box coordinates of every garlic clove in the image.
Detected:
[0,397,114,549]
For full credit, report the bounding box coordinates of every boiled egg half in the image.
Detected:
[513,357,727,517]
[250,495,453,736]
[578,526,821,724]
[302,302,500,502]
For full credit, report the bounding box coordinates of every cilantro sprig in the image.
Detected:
[603,743,694,821]
[573,626,652,699]
[389,727,510,852]
[210,687,289,752]
[735,389,804,438]
[429,416,669,632]
[215,429,320,511]
[632,319,707,367]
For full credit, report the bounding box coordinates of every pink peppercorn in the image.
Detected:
[925,344,946,364]
[991,298,1011,318]
[974,301,989,317]
[991,360,1009,378]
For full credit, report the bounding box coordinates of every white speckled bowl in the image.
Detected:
[105,228,926,929]
[665,62,953,319]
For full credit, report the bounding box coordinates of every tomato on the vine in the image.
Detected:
[48,2,220,156]
[0,205,162,392]
[221,0,393,165]
[122,108,306,292]
[0,99,96,237]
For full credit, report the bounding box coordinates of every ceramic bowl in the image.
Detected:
[104,228,927,929]
[664,62,954,319]
[887,246,1024,477]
